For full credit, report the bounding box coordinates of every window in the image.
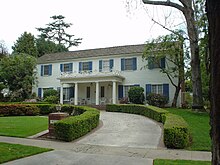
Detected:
[60,63,73,72]
[152,84,163,95]
[103,60,110,71]
[41,64,52,76]
[79,61,92,73]
[121,57,137,71]
[148,57,165,69]
[99,59,114,72]
[63,88,70,101]
[124,85,133,98]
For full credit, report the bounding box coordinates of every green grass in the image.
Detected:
[154,159,210,165]
[0,142,52,164]
[0,116,48,137]
[166,108,211,151]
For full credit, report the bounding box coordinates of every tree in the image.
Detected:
[36,15,82,49]
[36,37,68,57]
[0,54,37,101]
[136,0,204,109]
[206,1,220,164]
[143,32,186,107]
[12,32,38,57]
[0,40,8,58]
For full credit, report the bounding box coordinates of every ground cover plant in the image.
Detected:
[0,142,52,164]
[166,108,211,151]
[0,116,48,137]
[154,159,210,165]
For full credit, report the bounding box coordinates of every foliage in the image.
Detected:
[43,89,58,98]
[128,86,145,104]
[43,96,59,104]
[166,108,211,151]
[0,104,40,116]
[143,32,186,107]
[0,54,37,101]
[36,37,68,57]
[54,106,100,142]
[12,32,38,57]
[146,93,168,108]
[0,40,8,58]
[37,15,82,49]
[0,142,52,164]
[154,159,210,165]
[163,113,190,149]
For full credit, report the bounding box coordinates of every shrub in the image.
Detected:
[106,104,190,149]
[0,104,40,116]
[36,104,56,115]
[43,89,58,99]
[54,106,100,141]
[146,93,168,107]
[43,96,59,104]
[128,86,145,104]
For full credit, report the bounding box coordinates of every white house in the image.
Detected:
[33,44,180,106]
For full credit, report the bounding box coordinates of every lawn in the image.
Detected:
[154,159,210,165]
[166,108,211,151]
[0,116,48,137]
[0,142,52,164]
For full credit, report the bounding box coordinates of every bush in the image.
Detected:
[106,104,190,149]
[43,89,58,99]
[54,106,100,141]
[128,86,145,104]
[0,104,40,116]
[43,96,59,104]
[146,93,168,107]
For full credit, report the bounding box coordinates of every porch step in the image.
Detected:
[89,105,106,111]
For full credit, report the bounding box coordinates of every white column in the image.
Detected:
[95,82,99,105]
[60,83,63,104]
[112,81,116,104]
[74,82,78,105]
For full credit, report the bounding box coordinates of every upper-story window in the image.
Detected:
[148,57,165,69]
[121,57,137,71]
[41,64,52,76]
[60,63,73,73]
[79,61,92,73]
[99,59,114,72]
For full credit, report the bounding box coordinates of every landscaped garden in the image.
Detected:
[0,142,52,164]
[154,159,210,165]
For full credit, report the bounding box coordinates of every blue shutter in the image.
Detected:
[41,65,43,76]
[69,87,74,98]
[110,59,114,72]
[69,63,73,72]
[161,57,166,69]
[121,59,125,71]
[60,64,63,72]
[146,84,152,96]
[99,60,102,72]
[133,84,140,87]
[79,62,82,73]
[118,85,123,99]
[163,84,169,100]
[49,64,52,76]
[133,57,137,70]
[89,61,92,72]
[38,88,42,98]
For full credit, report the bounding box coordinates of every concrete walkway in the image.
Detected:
[0,111,211,165]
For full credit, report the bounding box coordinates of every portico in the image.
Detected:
[58,70,124,105]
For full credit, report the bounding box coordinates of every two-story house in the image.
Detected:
[34,44,180,106]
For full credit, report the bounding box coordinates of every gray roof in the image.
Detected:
[37,44,146,64]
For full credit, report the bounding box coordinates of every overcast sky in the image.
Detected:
[0,0,184,53]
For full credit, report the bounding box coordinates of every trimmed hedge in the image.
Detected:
[0,104,40,116]
[54,106,100,142]
[106,104,190,149]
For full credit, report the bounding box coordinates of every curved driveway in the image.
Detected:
[76,111,163,149]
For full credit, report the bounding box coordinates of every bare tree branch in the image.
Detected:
[142,0,184,12]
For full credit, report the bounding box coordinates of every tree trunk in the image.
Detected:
[206,1,220,164]
[172,85,181,107]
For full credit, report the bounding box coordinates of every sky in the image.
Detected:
[0,0,184,53]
